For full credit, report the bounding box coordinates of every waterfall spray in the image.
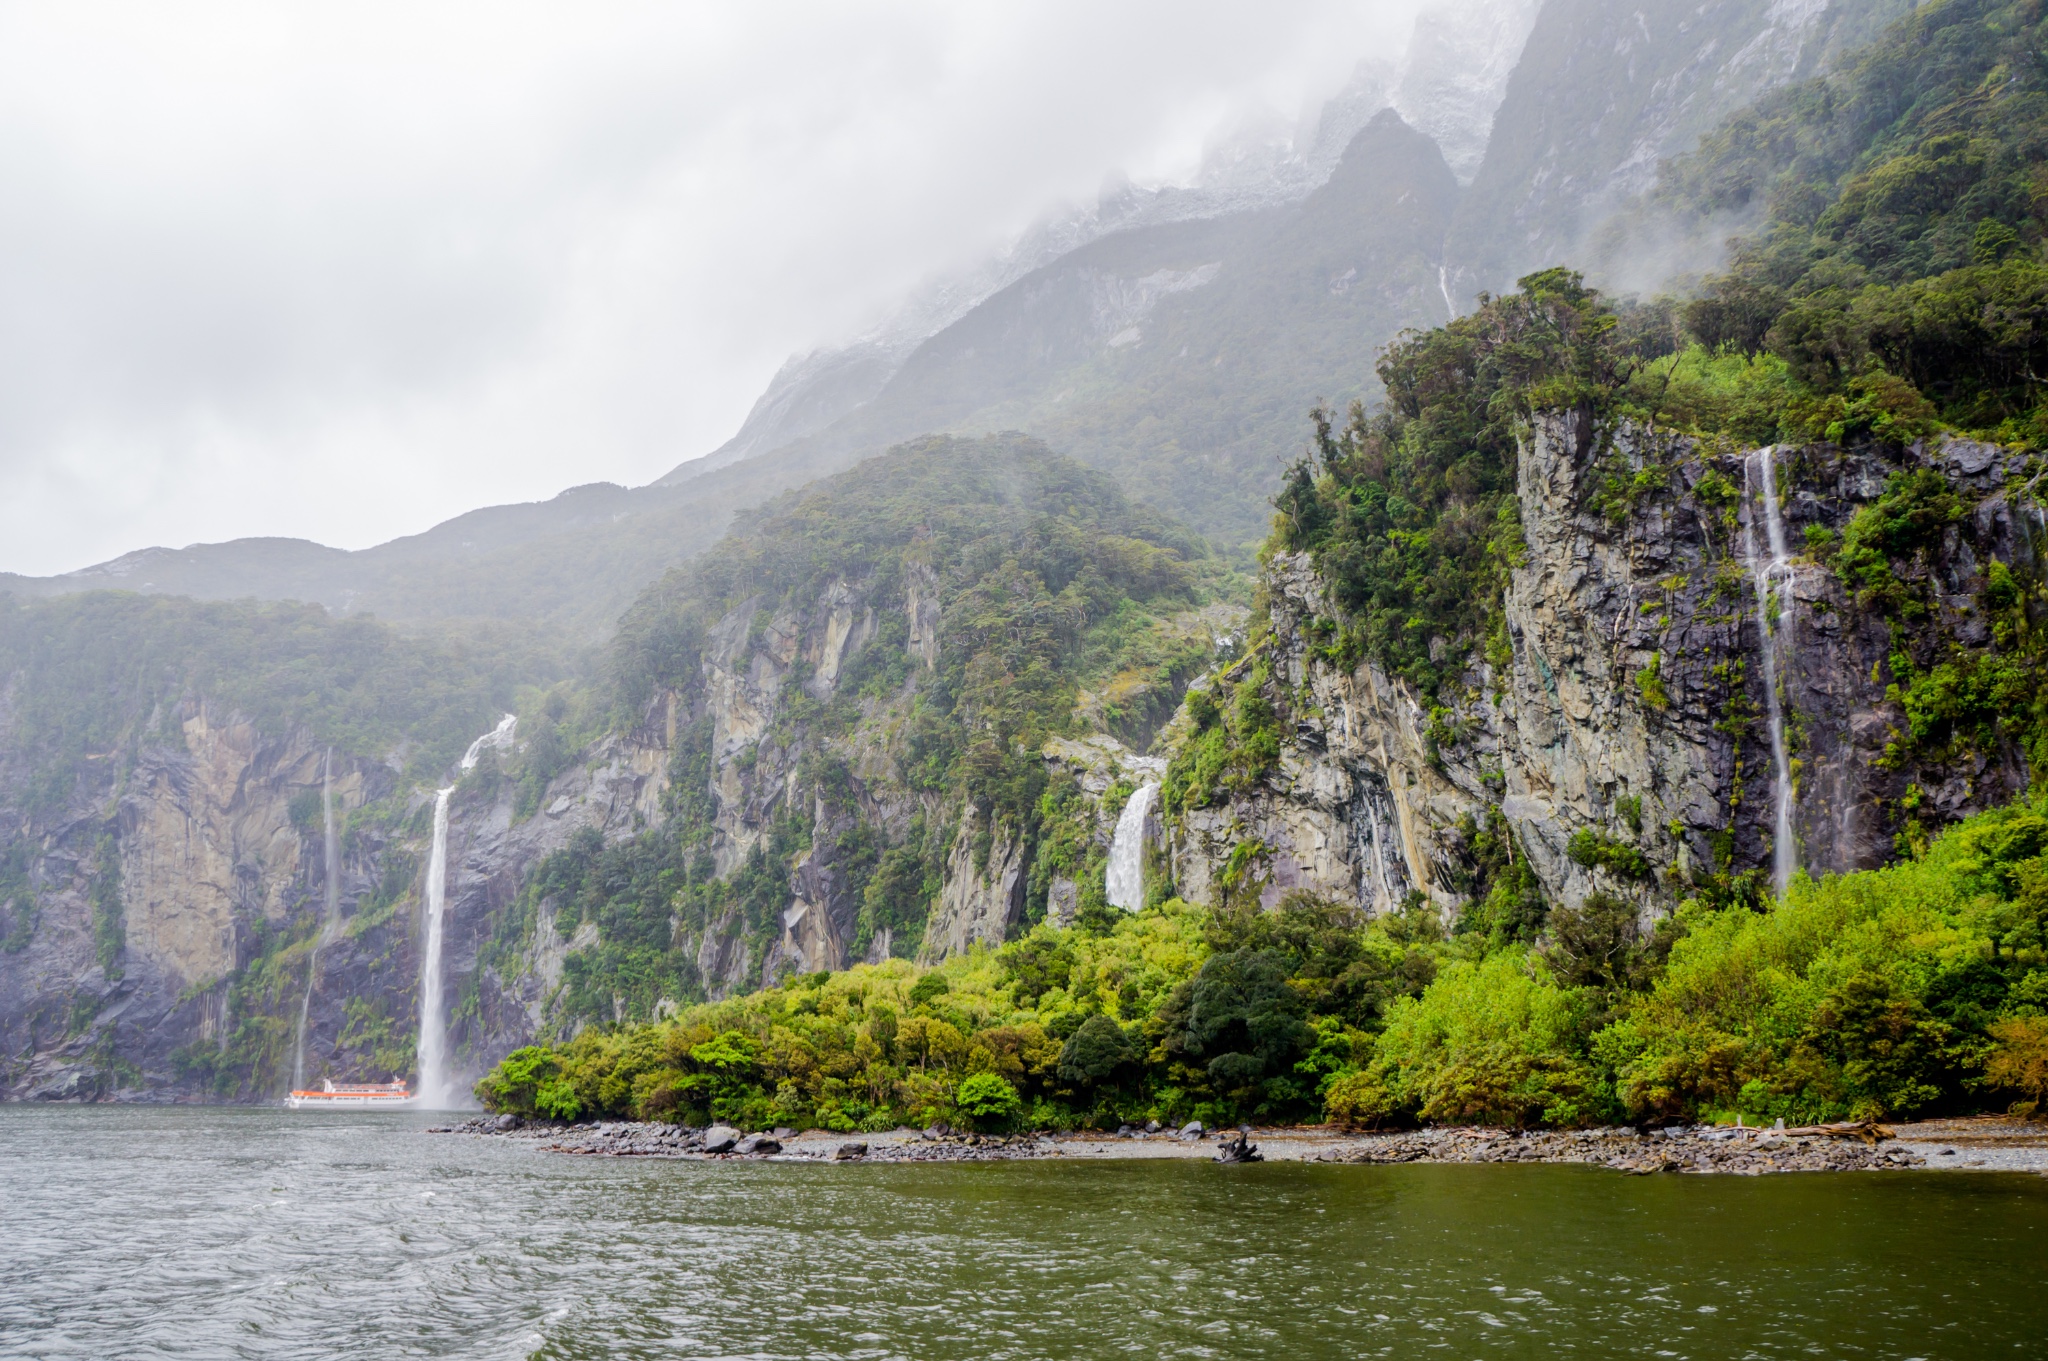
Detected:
[1105,783,1158,912]
[291,749,342,1092]
[415,714,517,1108]
[1743,448,1800,899]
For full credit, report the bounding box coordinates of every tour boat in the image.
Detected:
[285,1078,413,1109]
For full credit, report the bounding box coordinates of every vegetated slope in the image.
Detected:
[0,593,569,816]
[1273,0,2048,719]
[467,0,2048,1134]
[673,111,1459,553]
[475,794,2048,1133]
[1647,0,2048,445]
[489,434,1245,1034]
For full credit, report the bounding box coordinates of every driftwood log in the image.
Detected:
[1215,1131,1264,1164]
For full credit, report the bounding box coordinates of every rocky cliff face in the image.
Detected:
[0,696,671,1103]
[1168,414,2043,921]
[673,569,1226,983]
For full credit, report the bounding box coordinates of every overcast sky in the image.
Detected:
[0,1,1424,576]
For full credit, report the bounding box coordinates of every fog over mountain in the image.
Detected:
[676,0,1545,481]
[3,0,1905,620]
[16,0,2044,1139]
[0,1,1426,577]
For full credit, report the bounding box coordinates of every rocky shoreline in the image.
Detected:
[429,1114,2048,1175]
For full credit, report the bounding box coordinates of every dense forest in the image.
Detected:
[477,798,2048,1131]
[478,0,2048,1132]
[484,435,1240,1032]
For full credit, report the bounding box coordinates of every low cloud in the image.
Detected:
[0,0,1421,575]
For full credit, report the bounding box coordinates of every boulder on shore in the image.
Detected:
[703,1124,740,1154]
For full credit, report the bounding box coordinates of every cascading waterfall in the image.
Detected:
[1105,782,1158,912]
[1743,447,1800,899]
[324,749,341,936]
[291,749,342,1091]
[415,714,517,1109]
[1437,265,1457,323]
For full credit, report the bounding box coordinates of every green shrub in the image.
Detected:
[1056,1014,1136,1087]
[473,1046,565,1118]
[469,801,2048,1132]
[1567,830,1650,881]
[1171,949,1314,1097]
[1369,953,1600,1127]
[1321,1069,1394,1128]
[1595,801,2048,1122]
[956,1072,1023,1129]
[1986,1015,2048,1114]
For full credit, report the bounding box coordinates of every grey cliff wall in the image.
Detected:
[0,697,671,1103]
[1169,413,2042,921]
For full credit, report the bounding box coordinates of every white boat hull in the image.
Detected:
[286,1080,413,1110]
[285,1093,414,1110]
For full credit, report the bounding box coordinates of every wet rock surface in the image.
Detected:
[1170,421,2041,919]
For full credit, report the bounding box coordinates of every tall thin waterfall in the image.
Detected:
[324,748,341,937]
[291,749,342,1091]
[1105,782,1158,912]
[1743,448,1800,899]
[416,714,517,1108]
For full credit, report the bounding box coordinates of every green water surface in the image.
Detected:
[0,1106,2042,1359]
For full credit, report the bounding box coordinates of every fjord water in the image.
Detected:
[4,1108,2046,1360]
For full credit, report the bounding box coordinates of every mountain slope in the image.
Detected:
[1447,0,1917,300]
[659,0,1917,558]
[655,0,1545,495]
[0,442,893,637]
[674,111,1460,552]
[3,0,1904,626]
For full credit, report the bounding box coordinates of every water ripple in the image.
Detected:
[2,1107,2046,1359]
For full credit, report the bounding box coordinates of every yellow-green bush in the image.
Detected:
[479,799,2048,1129]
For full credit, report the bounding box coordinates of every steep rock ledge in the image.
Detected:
[0,695,670,1103]
[1168,414,2043,918]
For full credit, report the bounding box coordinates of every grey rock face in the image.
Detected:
[702,1124,741,1154]
[1170,414,2039,921]
[0,692,672,1104]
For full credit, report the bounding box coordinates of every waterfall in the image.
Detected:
[291,748,342,1092]
[1743,448,1800,899]
[323,748,340,938]
[1105,782,1158,912]
[1437,265,1457,323]
[416,714,517,1109]
[415,787,456,1107]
